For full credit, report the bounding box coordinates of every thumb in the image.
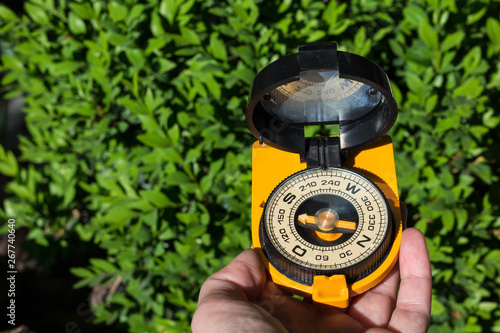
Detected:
[198,248,267,304]
[192,249,288,333]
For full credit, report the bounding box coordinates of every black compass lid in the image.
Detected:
[245,42,398,153]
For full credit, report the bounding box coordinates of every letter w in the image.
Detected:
[346,183,361,194]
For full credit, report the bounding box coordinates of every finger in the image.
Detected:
[260,276,293,298]
[387,228,431,333]
[258,292,364,333]
[346,201,408,327]
[192,249,287,333]
[347,260,399,327]
[198,249,267,303]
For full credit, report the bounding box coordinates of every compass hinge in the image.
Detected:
[305,137,341,169]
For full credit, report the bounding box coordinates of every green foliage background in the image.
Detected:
[1,0,500,331]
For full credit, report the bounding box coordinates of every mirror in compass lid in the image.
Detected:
[245,44,398,153]
[260,70,384,125]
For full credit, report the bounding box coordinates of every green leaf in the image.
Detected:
[486,18,500,48]
[203,76,221,100]
[307,30,326,43]
[119,97,148,115]
[137,131,168,148]
[425,94,438,112]
[167,124,180,144]
[329,19,353,35]
[27,229,49,247]
[103,207,137,227]
[70,267,94,278]
[75,224,94,242]
[442,210,455,231]
[418,22,439,50]
[6,183,35,202]
[165,171,191,186]
[159,0,178,25]
[208,33,227,62]
[108,1,128,23]
[441,31,465,52]
[125,48,145,66]
[484,250,500,271]
[150,11,166,37]
[158,228,176,240]
[140,190,171,208]
[109,293,135,307]
[277,0,292,13]
[62,183,76,208]
[453,77,483,98]
[404,72,423,93]
[127,4,145,24]
[176,27,201,46]
[83,40,104,52]
[25,2,50,25]
[0,148,18,177]
[231,45,254,66]
[146,37,170,56]
[156,58,176,73]
[48,61,81,76]
[403,5,428,27]
[467,6,487,25]
[389,40,404,58]
[478,302,498,314]
[0,5,18,21]
[90,258,117,273]
[69,2,91,19]
[461,46,482,74]
[469,162,493,185]
[483,109,500,128]
[1,55,25,71]
[107,31,130,47]
[68,12,87,35]
[373,26,392,42]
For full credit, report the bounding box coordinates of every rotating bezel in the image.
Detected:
[259,167,395,286]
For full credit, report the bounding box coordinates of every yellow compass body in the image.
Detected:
[251,136,402,308]
[245,42,402,308]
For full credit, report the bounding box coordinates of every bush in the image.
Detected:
[0,0,499,331]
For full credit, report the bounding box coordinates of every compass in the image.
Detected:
[246,42,403,308]
[260,167,393,285]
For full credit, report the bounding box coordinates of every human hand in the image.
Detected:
[192,226,431,333]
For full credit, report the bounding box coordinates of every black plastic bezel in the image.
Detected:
[259,167,396,286]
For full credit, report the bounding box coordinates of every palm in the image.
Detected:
[249,274,396,332]
[192,228,431,333]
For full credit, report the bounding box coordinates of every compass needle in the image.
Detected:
[336,221,357,231]
[297,213,314,225]
[297,212,357,234]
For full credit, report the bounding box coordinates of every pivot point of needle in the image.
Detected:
[314,208,339,231]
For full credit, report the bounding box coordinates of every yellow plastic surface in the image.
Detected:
[251,136,403,308]
[312,274,349,308]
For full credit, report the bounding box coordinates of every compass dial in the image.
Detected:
[260,168,394,285]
